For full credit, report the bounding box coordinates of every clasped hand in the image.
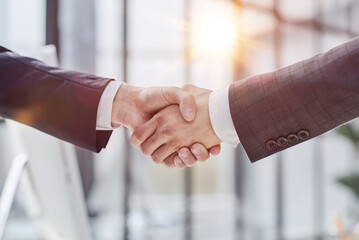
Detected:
[111,83,222,168]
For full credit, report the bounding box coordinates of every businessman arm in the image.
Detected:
[0,46,115,152]
[0,46,218,160]
[133,36,359,166]
[228,37,359,162]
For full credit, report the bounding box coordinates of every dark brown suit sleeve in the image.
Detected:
[0,46,114,152]
[229,37,359,162]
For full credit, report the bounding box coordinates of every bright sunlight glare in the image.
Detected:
[192,1,240,57]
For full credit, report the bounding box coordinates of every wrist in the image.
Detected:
[111,83,141,128]
[196,91,222,147]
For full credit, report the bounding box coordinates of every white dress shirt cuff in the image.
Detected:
[96,80,123,130]
[209,85,240,147]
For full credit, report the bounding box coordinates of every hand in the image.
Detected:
[173,84,222,168]
[131,85,222,168]
[111,83,196,130]
[174,143,221,169]
[111,83,220,165]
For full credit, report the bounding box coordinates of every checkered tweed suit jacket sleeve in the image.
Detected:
[229,37,359,163]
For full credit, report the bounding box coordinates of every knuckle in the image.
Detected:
[136,130,147,143]
[151,153,162,164]
[181,84,194,91]
[163,159,175,168]
[162,126,172,136]
[160,124,175,137]
[155,114,165,123]
[161,87,179,103]
[140,145,151,157]
[131,131,141,143]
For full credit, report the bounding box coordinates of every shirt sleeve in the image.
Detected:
[209,85,240,147]
[96,80,123,130]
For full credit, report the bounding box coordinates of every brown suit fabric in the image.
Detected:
[229,37,359,162]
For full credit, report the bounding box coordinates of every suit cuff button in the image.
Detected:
[287,134,299,143]
[277,137,288,147]
[266,140,278,151]
[298,130,309,140]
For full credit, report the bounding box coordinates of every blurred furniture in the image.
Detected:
[3,120,92,240]
[0,154,28,239]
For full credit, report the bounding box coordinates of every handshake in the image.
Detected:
[1,37,355,167]
[111,83,223,168]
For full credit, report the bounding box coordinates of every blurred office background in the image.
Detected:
[1,0,359,239]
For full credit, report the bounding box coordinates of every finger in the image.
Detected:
[161,87,196,122]
[190,143,210,162]
[178,147,197,167]
[131,119,157,148]
[139,129,168,159]
[209,144,221,156]
[151,144,177,165]
[174,155,187,169]
[143,87,196,122]
[162,153,177,169]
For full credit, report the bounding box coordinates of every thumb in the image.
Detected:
[179,93,196,122]
[143,87,197,122]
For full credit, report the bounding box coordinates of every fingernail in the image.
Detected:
[179,150,189,159]
[175,158,183,166]
[192,146,202,155]
[131,138,139,148]
[193,148,202,154]
[184,108,195,121]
